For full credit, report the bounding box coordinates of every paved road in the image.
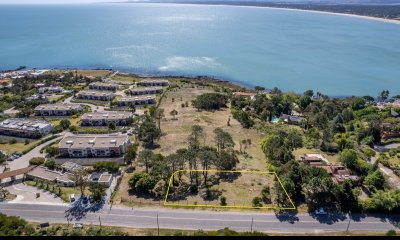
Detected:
[7,134,65,171]
[64,96,105,112]
[0,203,398,233]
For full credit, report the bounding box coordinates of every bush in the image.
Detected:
[252,197,263,207]
[220,196,227,206]
[261,186,271,204]
[189,185,198,194]
[9,138,17,144]
[44,158,56,170]
[93,161,119,173]
[386,230,397,236]
[29,157,45,166]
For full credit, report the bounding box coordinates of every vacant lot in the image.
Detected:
[0,135,41,154]
[114,81,271,209]
[165,171,282,209]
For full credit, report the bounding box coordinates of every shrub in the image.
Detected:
[9,138,17,144]
[261,186,271,204]
[44,158,56,170]
[93,161,120,173]
[386,230,397,236]
[252,197,263,207]
[29,157,45,166]
[220,196,227,206]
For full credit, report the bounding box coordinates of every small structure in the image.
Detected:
[25,166,75,187]
[280,114,305,125]
[0,118,54,138]
[76,91,115,101]
[118,95,156,107]
[330,165,360,184]
[89,82,119,91]
[81,111,133,126]
[58,134,132,158]
[34,104,82,116]
[38,86,64,94]
[90,172,113,187]
[130,87,163,96]
[60,161,84,173]
[0,79,13,89]
[232,92,257,100]
[26,94,48,101]
[138,79,169,87]
[300,153,329,167]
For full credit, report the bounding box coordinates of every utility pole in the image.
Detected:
[251,217,254,232]
[157,213,160,236]
[346,211,351,235]
[99,216,102,229]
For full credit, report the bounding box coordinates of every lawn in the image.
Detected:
[112,75,140,83]
[25,180,91,203]
[0,136,41,155]
[48,69,112,78]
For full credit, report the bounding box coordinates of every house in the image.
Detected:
[26,94,48,102]
[89,82,119,91]
[60,161,84,173]
[26,166,75,187]
[233,92,257,100]
[280,114,305,125]
[138,79,169,87]
[390,109,399,118]
[90,172,113,187]
[0,79,13,89]
[38,86,64,94]
[76,90,115,101]
[0,118,54,138]
[330,165,360,185]
[299,153,329,167]
[58,134,132,158]
[130,87,163,96]
[81,111,133,126]
[118,95,157,107]
[34,104,83,116]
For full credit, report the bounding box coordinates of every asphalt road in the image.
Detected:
[0,203,399,233]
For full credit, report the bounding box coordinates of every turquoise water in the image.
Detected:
[1,3,400,96]
[271,117,280,123]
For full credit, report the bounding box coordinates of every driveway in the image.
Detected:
[64,96,105,112]
[7,134,65,171]
[5,183,64,205]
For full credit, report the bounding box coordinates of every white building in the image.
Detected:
[0,119,54,138]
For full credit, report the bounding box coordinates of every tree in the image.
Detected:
[138,116,162,148]
[59,119,71,130]
[197,146,218,186]
[213,128,235,152]
[338,149,358,171]
[124,143,138,164]
[303,177,339,211]
[379,90,390,102]
[254,86,265,91]
[45,146,59,157]
[261,129,303,165]
[188,125,205,150]
[220,196,227,206]
[153,108,165,130]
[338,180,358,212]
[0,213,35,236]
[29,157,45,166]
[215,150,238,170]
[364,170,386,192]
[351,97,366,110]
[231,108,254,129]
[138,149,154,173]
[0,151,6,166]
[108,121,116,130]
[93,161,120,173]
[129,172,156,193]
[261,186,271,204]
[128,102,136,113]
[192,93,228,111]
[71,168,89,196]
[89,183,106,202]
[170,109,178,120]
[44,158,56,170]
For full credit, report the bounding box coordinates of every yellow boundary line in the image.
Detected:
[163,170,296,210]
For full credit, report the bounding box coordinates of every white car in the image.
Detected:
[70,194,75,203]
[315,208,327,215]
[73,223,83,229]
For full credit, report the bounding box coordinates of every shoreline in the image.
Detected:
[121,2,400,25]
[2,66,356,99]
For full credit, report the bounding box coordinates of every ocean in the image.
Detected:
[1,3,400,96]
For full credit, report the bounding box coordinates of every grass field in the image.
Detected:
[0,136,41,154]
[114,81,272,210]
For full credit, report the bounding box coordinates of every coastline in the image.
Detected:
[133,2,400,25]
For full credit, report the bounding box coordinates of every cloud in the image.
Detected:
[159,56,220,71]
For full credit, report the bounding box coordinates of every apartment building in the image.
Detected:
[76,90,115,101]
[59,134,131,158]
[0,119,54,138]
[130,86,163,96]
[89,82,119,91]
[81,111,133,126]
[118,95,156,107]
[138,79,169,87]
[34,104,82,116]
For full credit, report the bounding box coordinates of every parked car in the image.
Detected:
[73,223,83,229]
[82,196,88,205]
[315,208,327,215]
[70,194,75,203]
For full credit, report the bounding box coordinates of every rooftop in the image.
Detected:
[27,166,74,184]
[59,134,129,149]
[89,82,119,87]
[131,86,163,92]
[119,95,156,101]
[81,111,133,120]
[0,118,53,131]
[34,103,82,111]
[78,90,115,97]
